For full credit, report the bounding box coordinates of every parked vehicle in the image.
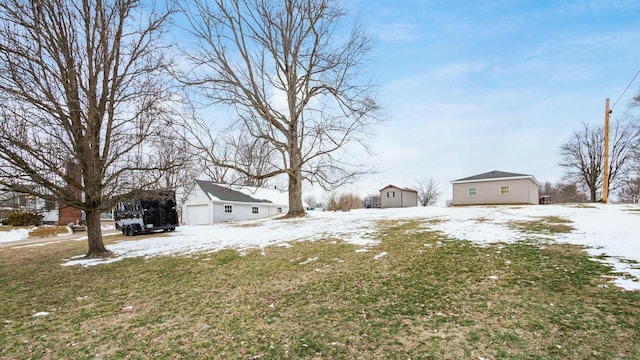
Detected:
[113,190,178,236]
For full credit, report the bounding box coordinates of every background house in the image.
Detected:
[182,180,290,225]
[451,170,539,206]
[379,185,418,208]
[0,188,60,224]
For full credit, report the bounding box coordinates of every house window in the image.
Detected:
[387,191,395,198]
[500,186,510,196]
[468,187,477,196]
[252,206,259,214]
[224,204,233,214]
[276,207,282,214]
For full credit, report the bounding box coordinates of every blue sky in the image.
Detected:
[333,0,640,200]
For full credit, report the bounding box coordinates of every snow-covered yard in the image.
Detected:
[0,227,32,244]
[4,204,640,290]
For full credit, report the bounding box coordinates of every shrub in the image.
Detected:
[6,211,43,226]
[326,192,363,211]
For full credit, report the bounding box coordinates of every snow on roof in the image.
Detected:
[194,180,288,206]
[228,184,290,206]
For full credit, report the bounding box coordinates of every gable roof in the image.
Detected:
[379,184,418,193]
[195,180,273,204]
[452,170,538,184]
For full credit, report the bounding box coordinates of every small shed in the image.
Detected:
[182,180,289,225]
[379,185,418,208]
[451,170,539,206]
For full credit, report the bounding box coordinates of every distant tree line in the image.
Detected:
[538,182,587,204]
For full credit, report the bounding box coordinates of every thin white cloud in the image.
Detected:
[374,22,418,43]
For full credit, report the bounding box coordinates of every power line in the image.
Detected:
[611,69,640,111]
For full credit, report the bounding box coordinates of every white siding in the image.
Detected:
[185,204,209,225]
[182,181,292,224]
[182,184,213,225]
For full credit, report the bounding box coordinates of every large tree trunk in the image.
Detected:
[287,169,305,216]
[85,207,108,257]
[287,144,305,216]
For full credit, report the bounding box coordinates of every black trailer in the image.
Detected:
[113,190,179,236]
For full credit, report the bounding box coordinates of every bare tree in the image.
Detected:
[303,194,318,209]
[538,181,587,203]
[199,142,235,185]
[617,177,640,203]
[416,177,440,206]
[186,121,278,187]
[225,130,278,188]
[559,118,639,202]
[0,0,175,256]
[147,129,202,191]
[177,0,381,217]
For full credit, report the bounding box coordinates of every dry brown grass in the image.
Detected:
[28,226,70,238]
[2,220,640,359]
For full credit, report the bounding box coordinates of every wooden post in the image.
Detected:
[602,98,610,203]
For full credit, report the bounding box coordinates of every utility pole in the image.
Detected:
[602,98,610,204]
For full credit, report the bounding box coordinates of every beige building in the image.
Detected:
[451,170,539,206]
[379,184,418,208]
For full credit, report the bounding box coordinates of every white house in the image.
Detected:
[181,180,290,225]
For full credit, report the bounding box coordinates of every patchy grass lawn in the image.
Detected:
[1,220,640,359]
[508,216,575,234]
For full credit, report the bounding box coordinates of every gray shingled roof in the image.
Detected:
[195,180,272,204]
[452,170,533,182]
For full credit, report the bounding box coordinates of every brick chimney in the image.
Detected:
[58,161,83,225]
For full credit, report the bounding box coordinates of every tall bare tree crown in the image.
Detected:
[178,0,382,216]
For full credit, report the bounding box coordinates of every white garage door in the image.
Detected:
[186,204,209,225]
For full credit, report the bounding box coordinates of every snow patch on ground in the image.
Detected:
[0,228,32,244]
[298,257,319,265]
[373,252,388,260]
[4,204,640,290]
